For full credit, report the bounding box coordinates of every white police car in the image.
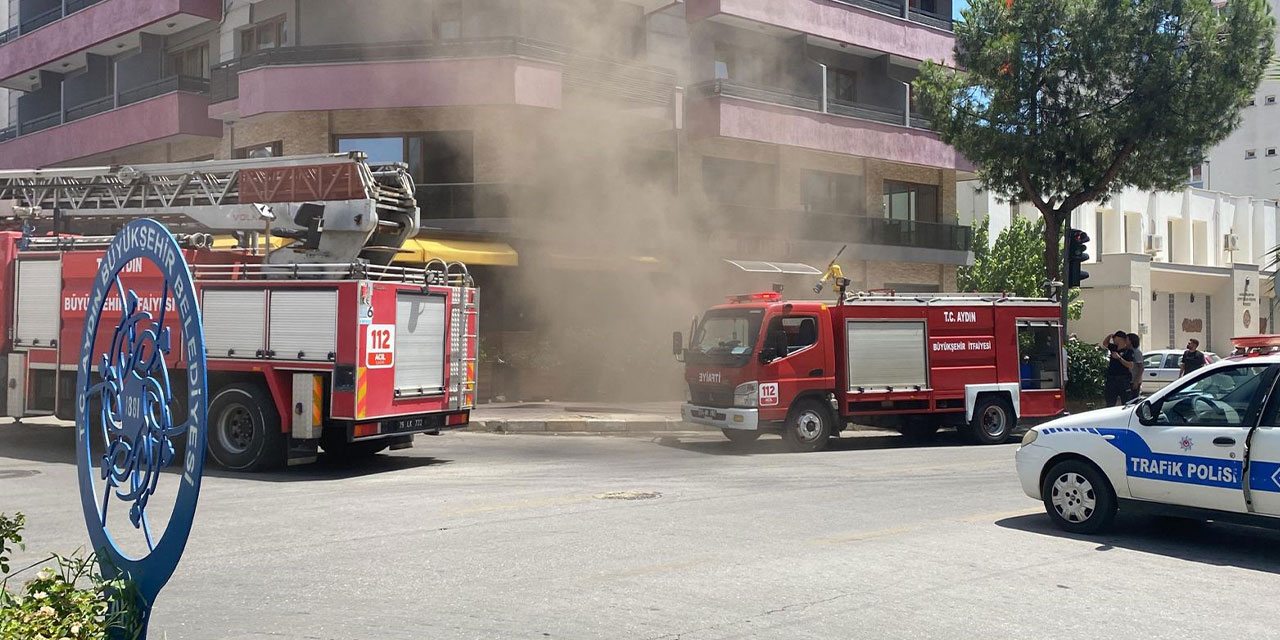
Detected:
[1017,339,1280,533]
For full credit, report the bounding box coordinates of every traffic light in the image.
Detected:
[1066,228,1090,288]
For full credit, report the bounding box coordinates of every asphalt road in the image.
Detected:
[4,421,1280,639]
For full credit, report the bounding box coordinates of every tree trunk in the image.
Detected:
[1043,211,1064,282]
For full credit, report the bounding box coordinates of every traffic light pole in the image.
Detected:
[1061,217,1070,347]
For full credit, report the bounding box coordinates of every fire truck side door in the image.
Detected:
[759,314,828,414]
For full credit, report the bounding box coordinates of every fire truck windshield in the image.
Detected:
[687,309,764,366]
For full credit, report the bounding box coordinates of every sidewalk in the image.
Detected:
[466,401,711,434]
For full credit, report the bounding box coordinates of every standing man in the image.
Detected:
[1102,331,1135,407]
[1180,338,1207,376]
[1126,333,1144,401]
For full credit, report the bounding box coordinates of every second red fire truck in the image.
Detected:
[676,282,1066,451]
[0,153,478,470]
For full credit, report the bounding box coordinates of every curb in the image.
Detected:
[466,420,714,434]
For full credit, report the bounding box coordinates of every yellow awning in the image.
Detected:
[395,238,519,267]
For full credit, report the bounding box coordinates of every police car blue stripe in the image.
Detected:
[1099,429,1242,489]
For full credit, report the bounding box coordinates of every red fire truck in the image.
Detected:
[675,287,1065,451]
[0,153,478,470]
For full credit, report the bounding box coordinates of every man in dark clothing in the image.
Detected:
[1102,331,1136,407]
[1124,333,1144,402]
[1181,338,1207,376]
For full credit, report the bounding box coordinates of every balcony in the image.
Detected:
[209,38,675,120]
[688,80,967,170]
[0,0,221,88]
[687,0,955,65]
[708,205,970,250]
[0,77,220,169]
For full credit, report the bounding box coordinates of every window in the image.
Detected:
[335,132,473,184]
[882,180,939,222]
[802,170,864,214]
[234,141,282,159]
[827,68,857,103]
[435,0,462,39]
[1266,95,1277,105]
[1246,149,1257,160]
[1018,323,1062,390]
[1163,354,1181,369]
[1156,365,1270,427]
[167,43,209,79]
[1143,352,1166,369]
[702,157,775,208]
[713,42,735,80]
[1188,164,1204,187]
[239,18,286,56]
[763,316,819,359]
[1268,148,1278,158]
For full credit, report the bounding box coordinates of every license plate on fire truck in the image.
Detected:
[379,415,442,434]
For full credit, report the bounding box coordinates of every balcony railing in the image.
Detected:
[706,205,972,252]
[691,80,936,131]
[210,37,675,106]
[0,0,107,45]
[9,75,208,139]
[0,126,14,142]
[832,0,953,31]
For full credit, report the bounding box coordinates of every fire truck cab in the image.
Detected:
[676,290,1066,451]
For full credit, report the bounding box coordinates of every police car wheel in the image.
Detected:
[1040,460,1117,534]
[966,397,1013,445]
[783,400,832,452]
[208,383,285,472]
[722,429,762,446]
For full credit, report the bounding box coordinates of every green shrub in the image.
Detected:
[1,513,142,639]
[1066,338,1107,400]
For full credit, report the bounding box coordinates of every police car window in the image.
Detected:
[1156,365,1270,427]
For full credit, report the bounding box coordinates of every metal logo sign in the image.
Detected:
[75,219,207,631]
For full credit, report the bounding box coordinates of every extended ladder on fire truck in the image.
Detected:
[0,152,418,265]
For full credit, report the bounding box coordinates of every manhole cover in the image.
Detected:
[594,491,662,501]
[0,469,40,480]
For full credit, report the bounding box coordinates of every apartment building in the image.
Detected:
[0,0,970,400]
[1197,0,1280,199]
[961,182,1280,355]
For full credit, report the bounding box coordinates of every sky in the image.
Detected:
[953,0,969,20]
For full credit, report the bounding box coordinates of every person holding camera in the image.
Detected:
[1101,331,1136,407]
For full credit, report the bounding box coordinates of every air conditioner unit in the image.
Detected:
[1224,233,1241,252]
[1144,234,1165,255]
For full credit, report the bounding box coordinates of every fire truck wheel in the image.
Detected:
[965,396,1014,445]
[208,383,284,472]
[721,429,762,446]
[782,400,833,452]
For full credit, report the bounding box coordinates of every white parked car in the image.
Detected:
[1016,353,1280,533]
[1139,349,1219,394]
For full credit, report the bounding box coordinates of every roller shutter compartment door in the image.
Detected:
[15,260,61,346]
[395,292,447,396]
[203,290,266,358]
[846,320,928,390]
[269,290,338,360]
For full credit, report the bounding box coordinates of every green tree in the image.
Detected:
[917,0,1274,281]
[960,215,1082,319]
